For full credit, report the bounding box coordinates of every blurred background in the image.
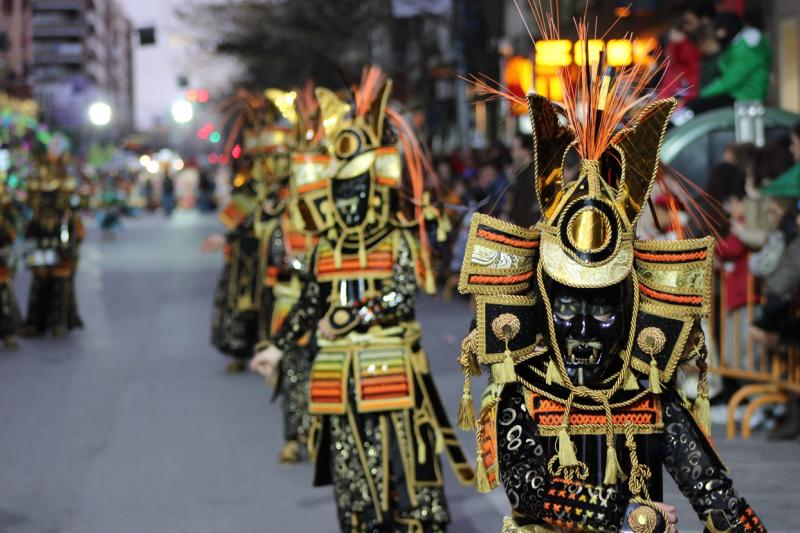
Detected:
[0,0,799,531]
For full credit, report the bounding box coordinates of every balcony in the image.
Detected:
[32,0,85,11]
[32,24,86,39]
[33,42,83,65]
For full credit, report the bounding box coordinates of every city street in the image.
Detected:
[0,212,795,533]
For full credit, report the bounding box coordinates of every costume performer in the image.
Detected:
[254,86,326,463]
[252,69,473,532]
[455,21,765,533]
[23,160,84,337]
[0,178,21,347]
[210,90,295,372]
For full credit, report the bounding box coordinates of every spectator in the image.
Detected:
[506,133,539,227]
[682,0,720,89]
[745,197,797,279]
[750,211,800,439]
[689,12,772,115]
[476,159,508,214]
[162,174,176,217]
[713,162,758,371]
[659,18,701,102]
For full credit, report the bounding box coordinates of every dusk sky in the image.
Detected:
[118,0,241,130]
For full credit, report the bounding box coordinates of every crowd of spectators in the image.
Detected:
[660,1,772,125]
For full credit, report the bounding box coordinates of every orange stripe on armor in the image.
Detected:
[298,181,327,193]
[469,271,534,284]
[362,383,409,395]
[639,284,704,305]
[528,393,661,428]
[633,250,707,262]
[476,228,539,249]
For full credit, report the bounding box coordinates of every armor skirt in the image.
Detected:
[312,403,450,532]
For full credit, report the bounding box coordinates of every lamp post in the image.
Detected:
[171,100,193,124]
[88,101,112,127]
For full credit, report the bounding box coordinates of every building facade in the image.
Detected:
[13,0,135,132]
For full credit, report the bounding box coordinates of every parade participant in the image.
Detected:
[455,13,765,533]
[0,174,21,347]
[252,68,473,532]
[253,85,326,463]
[23,158,84,337]
[209,90,296,373]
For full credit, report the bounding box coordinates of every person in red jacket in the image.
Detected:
[713,163,759,370]
[658,20,701,103]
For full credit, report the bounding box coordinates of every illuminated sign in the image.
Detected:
[503,38,657,105]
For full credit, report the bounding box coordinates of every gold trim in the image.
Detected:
[475,294,539,364]
[540,231,633,289]
[458,213,539,295]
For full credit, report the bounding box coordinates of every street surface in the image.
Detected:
[0,212,795,532]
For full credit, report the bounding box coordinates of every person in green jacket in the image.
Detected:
[677,12,772,122]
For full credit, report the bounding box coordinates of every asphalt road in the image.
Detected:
[0,212,795,532]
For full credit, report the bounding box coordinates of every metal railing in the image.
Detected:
[710,267,800,438]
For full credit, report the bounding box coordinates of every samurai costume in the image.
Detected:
[0,186,21,346]
[269,71,472,532]
[255,87,325,463]
[455,36,765,533]
[211,90,294,372]
[23,162,84,337]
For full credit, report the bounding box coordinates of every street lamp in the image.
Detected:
[171,100,193,124]
[88,101,112,126]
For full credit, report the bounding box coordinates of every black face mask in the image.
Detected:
[549,281,626,386]
[332,173,371,227]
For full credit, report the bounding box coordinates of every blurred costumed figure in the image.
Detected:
[23,158,84,337]
[455,9,764,533]
[0,174,21,347]
[209,90,295,373]
[252,69,473,532]
[98,177,123,240]
[253,85,326,463]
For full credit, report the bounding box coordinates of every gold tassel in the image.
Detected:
[557,426,578,467]
[474,453,492,493]
[648,358,662,394]
[694,392,711,433]
[603,443,626,484]
[491,349,516,385]
[333,234,344,269]
[458,373,475,430]
[365,206,376,225]
[357,230,367,268]
[546,359,563,386]
[623,369,639,391]
[435,430,444,455]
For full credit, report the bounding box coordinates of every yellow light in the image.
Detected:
[535,76,549,97]
[633,37,657,66]
[504,56,534,93]
[548,77,563,101]
[573,40,605,66]
[606,39,632,66]
[139,154,151,167]
[614,6,631,17]
[172,159,184,171]
[535,40,572,67]
[146,160,160,174]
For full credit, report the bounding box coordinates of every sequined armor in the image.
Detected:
[273,226,470,532]
[456,90,764,533]
[260,204,318,444]
[0,204,20,338]
[211,180,263,360]
[493,381,761,532]
[23,207,83,335]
